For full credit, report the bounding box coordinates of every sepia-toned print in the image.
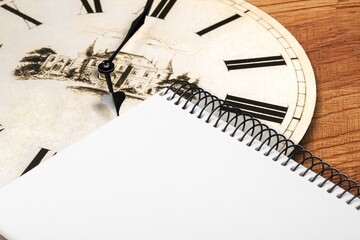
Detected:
[0,0,316,188]
[12,39,196,101]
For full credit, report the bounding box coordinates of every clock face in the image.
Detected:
[0,0,316,186]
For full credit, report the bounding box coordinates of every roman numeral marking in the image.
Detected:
[1,3,42,28]
[224,95,288,124]
[0,124,4,132]
[80,0,102,14]
[21,148,56,176]
[224,56,286,70]
[196,14,241,36]
[151,0,176,19]
[115,65,133,87]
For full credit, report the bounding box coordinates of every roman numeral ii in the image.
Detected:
[151,0,176,19]
[80,0,103,13]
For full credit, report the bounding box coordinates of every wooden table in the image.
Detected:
[248,0,360,183]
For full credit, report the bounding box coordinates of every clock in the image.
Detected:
[0,0,316,186]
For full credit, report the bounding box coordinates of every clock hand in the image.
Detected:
[98,0,154,116]
[109,0,154,62]
[98,60,124,116]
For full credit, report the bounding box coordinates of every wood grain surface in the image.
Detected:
[248,0,360,182]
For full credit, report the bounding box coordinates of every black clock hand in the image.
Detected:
[98,0,153,116]
[109,0,154,62]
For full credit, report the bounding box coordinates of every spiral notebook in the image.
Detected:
[0,82,359,240]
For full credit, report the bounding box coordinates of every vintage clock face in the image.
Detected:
[0,0,316,186]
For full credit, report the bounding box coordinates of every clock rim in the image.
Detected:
[227,0,316,144]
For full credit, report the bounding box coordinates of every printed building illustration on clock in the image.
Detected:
[14,40,174,100]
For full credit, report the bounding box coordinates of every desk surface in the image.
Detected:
[248,0,360,183]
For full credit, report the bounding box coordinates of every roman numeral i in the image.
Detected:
[225,56,286,71]
[80,0,102,14]
[1,3,42,29]
[224,95,288,124]
[151,0,176,19]
[197,14,241,36]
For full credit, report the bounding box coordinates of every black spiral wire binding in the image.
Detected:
[164,80,360,210]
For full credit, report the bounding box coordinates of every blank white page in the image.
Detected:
[0,91,359,240]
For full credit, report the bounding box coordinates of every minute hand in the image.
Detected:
[109,0,153,62]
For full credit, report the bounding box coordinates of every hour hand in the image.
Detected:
[98,60,125,116]
[100,91,126,117]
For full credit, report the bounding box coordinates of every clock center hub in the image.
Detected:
[98,60,115,74]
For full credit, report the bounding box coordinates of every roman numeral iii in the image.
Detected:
[197,14,241,36]
[1,4,42,28]
[80,0,103,14]
[151,0,176,19]
[224,95,288,124]
[225,56,286,70]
